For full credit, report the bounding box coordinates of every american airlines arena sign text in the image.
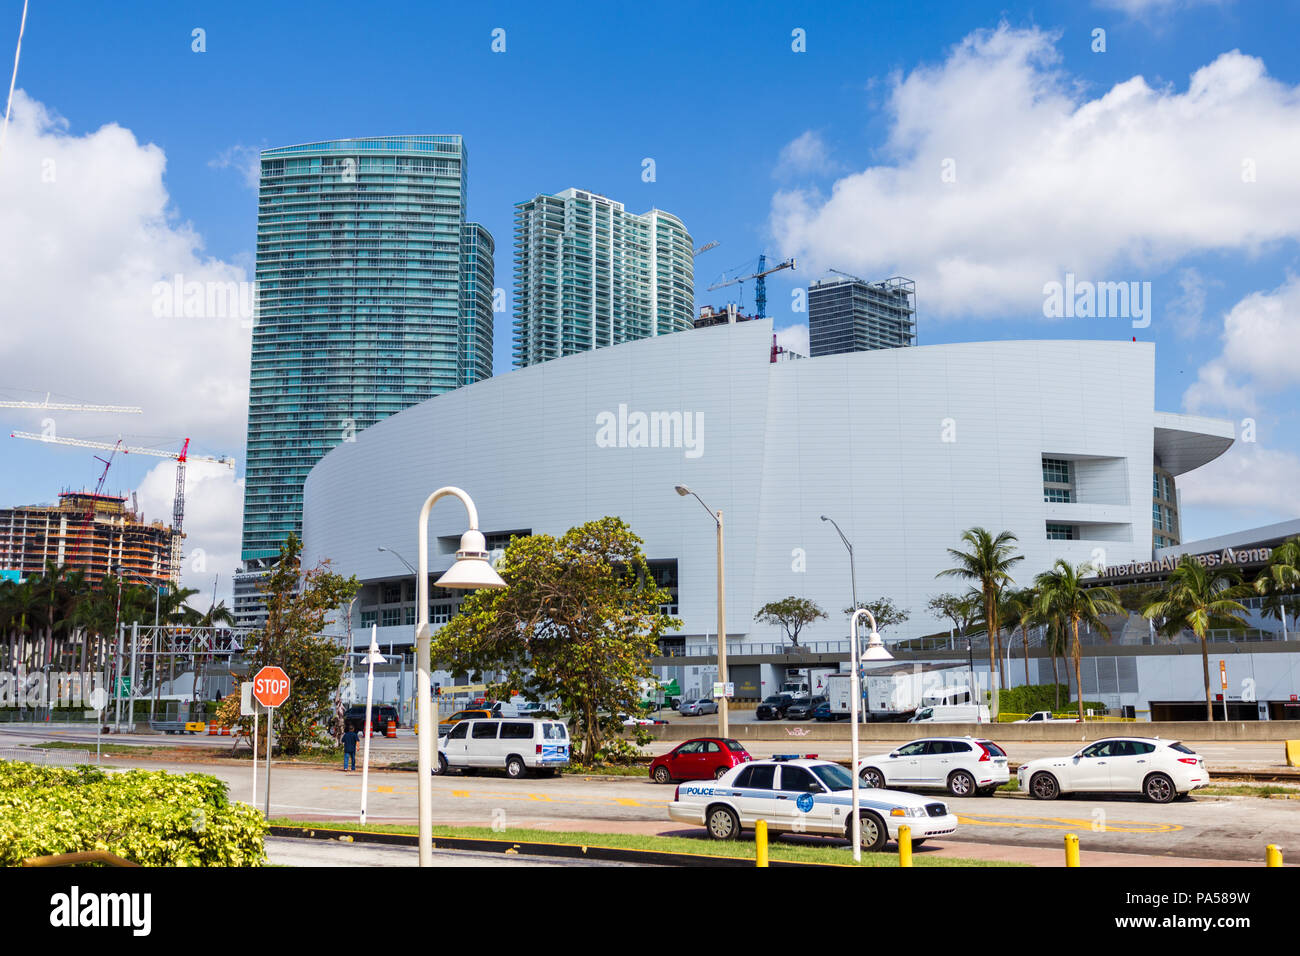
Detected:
[1099,547,1273,580]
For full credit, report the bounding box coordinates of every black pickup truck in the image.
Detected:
[344,705,400,734]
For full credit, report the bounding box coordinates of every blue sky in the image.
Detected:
[2,0,1299,599]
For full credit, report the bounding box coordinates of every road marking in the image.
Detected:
[529,793,553,802]
[451,790,470,798]
[615,798,642,807]
[957,813,1182,834]
[377,785,393,794]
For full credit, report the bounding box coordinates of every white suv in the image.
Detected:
[1017,737,1208,803]
[857,737,1011,797]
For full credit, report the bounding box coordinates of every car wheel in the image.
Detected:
[1144,772,1176,804]
[947,770,977,797]
[861,767,886,790]
[653,765,672,784]
[505,756,527,779]
[848,811,889,853]
[433,753,448,775]
[713,766,728,780]
[706,805,741,841]
[1030,772,1060,800]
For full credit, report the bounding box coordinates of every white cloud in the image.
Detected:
[0,91,250,601]
[208,144,262,190]
[1165,267,1214,339]
[1176,441,1300,518]
[775,323,810,357]
[1094,0,1229,17]
[770,24,1300,320]
[775,131,836,179]
[1184,275,1300,414]
[135,460,244,607]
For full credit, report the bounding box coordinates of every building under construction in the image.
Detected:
[0,491,180,589]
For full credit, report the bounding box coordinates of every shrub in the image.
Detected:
[0,760,267,866]
[998,684,1106,716]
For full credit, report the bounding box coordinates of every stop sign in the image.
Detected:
[252,666,291,708]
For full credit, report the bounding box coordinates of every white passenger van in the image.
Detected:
[434,718,570,778]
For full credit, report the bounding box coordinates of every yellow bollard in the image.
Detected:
[898,824,912,867]
[755,819,769,868]
[1266,844,1282,867]
[1065,832,1080,867]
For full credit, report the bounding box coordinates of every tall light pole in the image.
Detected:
[414,487,505,867]
[676,485,728,737]
[118,566,161,728]
[848,607,893,863]
[821,515,863,720]
[378,545,418,712]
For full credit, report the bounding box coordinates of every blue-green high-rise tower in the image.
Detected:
[235,136,492,625]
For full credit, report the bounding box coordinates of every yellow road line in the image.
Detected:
[957,813,1182,834]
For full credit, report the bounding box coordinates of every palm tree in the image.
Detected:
[1034,560,1125,721]
[1143,556,1252,721]
[938,528,1024,691]
[1040,607,1069,709]
[1000,587,1037,688]
[1255,536,1300,637]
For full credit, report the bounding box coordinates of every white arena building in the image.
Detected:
[299,319,1258,716]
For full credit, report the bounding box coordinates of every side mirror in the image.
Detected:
[889,752,899,758]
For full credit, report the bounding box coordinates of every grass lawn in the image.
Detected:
[30,741,155,756]
[1197,783,1300,798]
[271,818,1020,867]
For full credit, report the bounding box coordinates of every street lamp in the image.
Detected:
[415,487,506,867]
[675,485,729,737]
[848,607,892,863]
[821,515,863,721]
[377,545,417,576]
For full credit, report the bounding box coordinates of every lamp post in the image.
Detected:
[821,515,864,721]
[675,485,728,737]
[414,487,505,867]
[379,545,419,716]
[118,567,162,728]
[848,607,893,863]
[359,624,385,825]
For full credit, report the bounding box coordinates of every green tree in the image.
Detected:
[1255,535,1300,635]
[430,517,679,764]
[243,534,359,755]
[926,592,980,638]
[754,596,827,648]
[1034,560,1125,721]
[1142,555,1252,721]
[999,587,1037,688]
[937,528,1024,691]
[842,597,909,634]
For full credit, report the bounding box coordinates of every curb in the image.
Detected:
[268,824,841,867]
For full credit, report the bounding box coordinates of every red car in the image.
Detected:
[649,738,752,783]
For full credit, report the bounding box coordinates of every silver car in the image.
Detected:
[678,697,718,716]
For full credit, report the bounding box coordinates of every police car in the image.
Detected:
[667,756,959,852]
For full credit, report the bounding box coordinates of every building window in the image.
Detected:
[430,602,453,625]
[360,610,377,627]
[1043,458,1071,484]
[1046,523,1076,540]
[381,582,402,604]
[1152,503,1164,531]
[381,607,402,627]
[1044,487,1074,503]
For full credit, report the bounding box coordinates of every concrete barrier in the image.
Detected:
[641,720,1300,743]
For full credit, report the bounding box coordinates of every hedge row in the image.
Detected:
[997,684,1106,716]
[0,761,266,866]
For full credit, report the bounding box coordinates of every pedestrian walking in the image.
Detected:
[342,723,359,771]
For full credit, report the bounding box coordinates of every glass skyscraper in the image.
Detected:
[239,135,493,583]
[808,275,916,357]
[512,188,693,368]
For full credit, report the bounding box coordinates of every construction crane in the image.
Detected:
[692,240,719,257]
[10,431,235,578]
[707,255,796,319]
[828,268,866,284]
[0,394,142,414]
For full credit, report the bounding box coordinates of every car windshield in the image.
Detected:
[978,741,1007,757]
[762,696,782,704]
[811,764,854,791]
[542,723,567,739]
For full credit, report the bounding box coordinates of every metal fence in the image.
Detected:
[0,747,94,765]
